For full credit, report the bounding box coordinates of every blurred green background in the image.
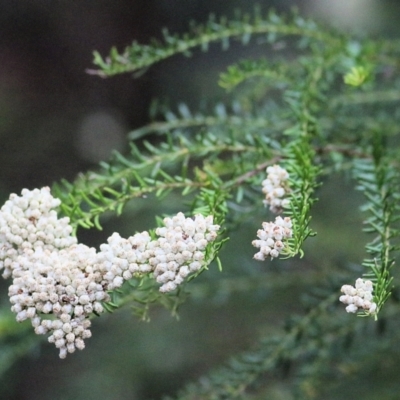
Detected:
[1,1,400,399]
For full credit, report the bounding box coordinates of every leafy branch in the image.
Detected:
[277,60,325,258]
[129,102,289,141]
[218,59,292,91]
[52,132,277,232]
[164,293,354,400]
[283,139,321,258]
[353,135,400,316]
[88,9,342,77]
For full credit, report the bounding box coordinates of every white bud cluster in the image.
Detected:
[0,188,220,357]
[262,165,290,213]
[0,187,77,279]
[96,213,220,293]
[97,231,153,290]
[150,213,219,292]
[0,188,111,358]
[252,216,292,260]
[339,278,377,314]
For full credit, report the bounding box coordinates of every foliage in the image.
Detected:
[2,7,400,399]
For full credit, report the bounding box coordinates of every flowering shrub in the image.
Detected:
[2,8,400,399]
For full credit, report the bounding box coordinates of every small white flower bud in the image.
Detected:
[35,325,48,335]
[75,338,85,350]
[82,329,92,339]
[79,295,90,305]
[53,329,65,340]
[59,347,67,359]
[66,333,75,343]
[42,302,53,314]
[55,338,66,348]
[16,310,27,322]
[67,343,76,353]
[345,304,358,313]
[63,323,72,333]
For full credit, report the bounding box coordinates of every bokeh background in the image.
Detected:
[1,1,400,399]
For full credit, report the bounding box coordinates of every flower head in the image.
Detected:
[339,278,377,315]
[150,213,220,292]
[252,216,292,260]
[262,165,291,213]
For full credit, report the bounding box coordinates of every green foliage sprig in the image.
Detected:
[283,139,320,258]
[88,9,342,77]
[218,59,291,91]
[163,293,356,400]
[353,135,400,316]
[52,132,276,233]
[128,102,288,141]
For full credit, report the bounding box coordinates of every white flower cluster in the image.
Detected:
[339,278,377,314]
[151,213,219,292]
[262,164,290,213]
[97,231,153,290]
[252,216,292,260]
[0,187,77,279]
[0,188,220,358]
[0,188,109,358]
[96,212,219,293]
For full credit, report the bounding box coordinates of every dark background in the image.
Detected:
[1,1,400,399]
